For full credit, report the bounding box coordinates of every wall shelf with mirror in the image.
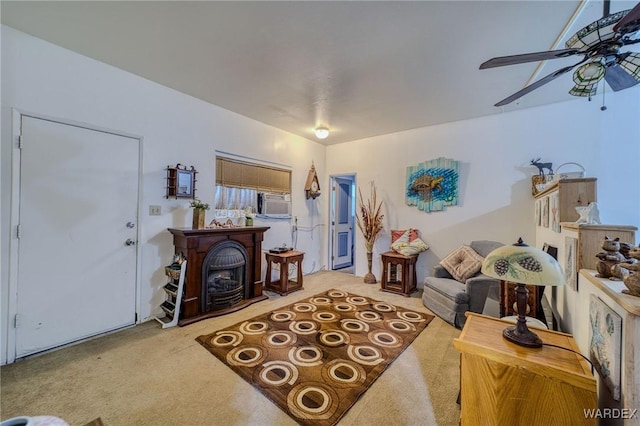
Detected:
[166,164,197,199]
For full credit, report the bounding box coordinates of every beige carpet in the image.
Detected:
[0,271,461,426]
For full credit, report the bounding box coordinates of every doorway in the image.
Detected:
[329,174,356,273]
[9,114,140,360]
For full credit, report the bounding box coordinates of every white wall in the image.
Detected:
[1,26,327,364]
[326,89,640,284]
[3,24,639,366]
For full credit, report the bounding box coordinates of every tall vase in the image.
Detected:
[364,251,377,284]
[192,208,206,229]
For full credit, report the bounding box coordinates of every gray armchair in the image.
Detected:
[421,240,503,328]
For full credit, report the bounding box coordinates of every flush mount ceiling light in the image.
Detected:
[314,127,330,140]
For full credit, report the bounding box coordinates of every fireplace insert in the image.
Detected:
[201,241,249,312]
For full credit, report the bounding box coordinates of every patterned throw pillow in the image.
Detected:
[391,229,419,244]
[440,245,485,282]
[392,238,429,256]
[391,229,428,256]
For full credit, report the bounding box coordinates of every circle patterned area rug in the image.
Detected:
[196,289,434,426]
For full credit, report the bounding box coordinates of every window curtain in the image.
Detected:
[215,185,257,211]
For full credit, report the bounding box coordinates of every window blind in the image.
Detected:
[216,157,291,193]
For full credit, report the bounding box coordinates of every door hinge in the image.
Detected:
[17,135,23,149]
[135,313,138,323]
[14,314,21,328]
[16,224,21,239]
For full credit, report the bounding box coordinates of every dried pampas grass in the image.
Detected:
[356,183,384,253]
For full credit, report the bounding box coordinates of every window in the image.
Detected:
[215,156,291,211]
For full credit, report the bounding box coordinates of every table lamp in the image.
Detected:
[481,238,565,348]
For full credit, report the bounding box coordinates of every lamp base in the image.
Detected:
[503,324,542,348]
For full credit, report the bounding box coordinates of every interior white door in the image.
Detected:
[332,177,354,270]
[16,116,139,358]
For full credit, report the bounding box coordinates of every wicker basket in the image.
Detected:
[165,266,182,280]
[531,174,554,196]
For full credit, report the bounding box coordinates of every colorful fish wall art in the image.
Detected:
[406,157,459,213]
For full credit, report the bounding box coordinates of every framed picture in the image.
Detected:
[535,199,541,226]
[550,192,560,233]
[565,236,578,291]
[542,196,549,228]
[542,243,558,260]
[405,157,459,213]
[589,295,622,401]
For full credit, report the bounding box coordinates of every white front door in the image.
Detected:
[331,176,354,270]
[15,116,139,358]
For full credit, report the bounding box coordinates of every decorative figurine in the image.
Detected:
[595,236,627,280]
[575,202,601,224]
[530,158,553,176]
[620,242,637,263]
[620,245,640,297]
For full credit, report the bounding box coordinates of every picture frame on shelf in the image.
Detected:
[542,196,549,228]
[565,236,578,291]
[542,243,558,260]
[589,295,622,401]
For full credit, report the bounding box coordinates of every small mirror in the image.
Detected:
[166,164,197,199]
[177,170,194,196]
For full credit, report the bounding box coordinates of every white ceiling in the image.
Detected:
[2,1,638,144]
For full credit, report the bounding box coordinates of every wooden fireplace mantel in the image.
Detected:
[168,226,270,325]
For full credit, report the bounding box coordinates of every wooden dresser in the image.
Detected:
[453,313,596,426]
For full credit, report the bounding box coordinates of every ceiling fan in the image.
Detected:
[480,1,640,106]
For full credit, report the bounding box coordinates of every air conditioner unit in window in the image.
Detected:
[258,193,291,216]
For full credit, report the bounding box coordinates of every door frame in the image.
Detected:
[5,108,144,364]
[328,173,356,272]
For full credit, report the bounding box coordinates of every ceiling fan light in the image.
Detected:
[573,62,605,84]
[569,83,598,97]
[314,127,330,139]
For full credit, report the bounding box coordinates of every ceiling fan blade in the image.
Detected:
[494,64,580,106]
[605,62,640,91]
[480,48,581,69]
[613,2,640,34]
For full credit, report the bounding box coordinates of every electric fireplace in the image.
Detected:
[168,227,269,325]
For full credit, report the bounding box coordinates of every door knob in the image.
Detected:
[126,222,135,229]
[125,239,136,246]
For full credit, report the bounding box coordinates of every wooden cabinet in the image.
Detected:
[380,251,419,297]
[454,313,596,426]
[577,271,640,423]
[561,222,637,271]
[535,178,597,225]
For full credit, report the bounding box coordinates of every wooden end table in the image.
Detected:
[380,251,419,296]
[265,250,304,295]
[454,313,596,425]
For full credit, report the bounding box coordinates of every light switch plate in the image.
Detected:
[149,205,162,216]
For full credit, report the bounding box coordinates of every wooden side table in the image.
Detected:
[380,251,419,297]
[265,250,304,295]
[454,313,596,426]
